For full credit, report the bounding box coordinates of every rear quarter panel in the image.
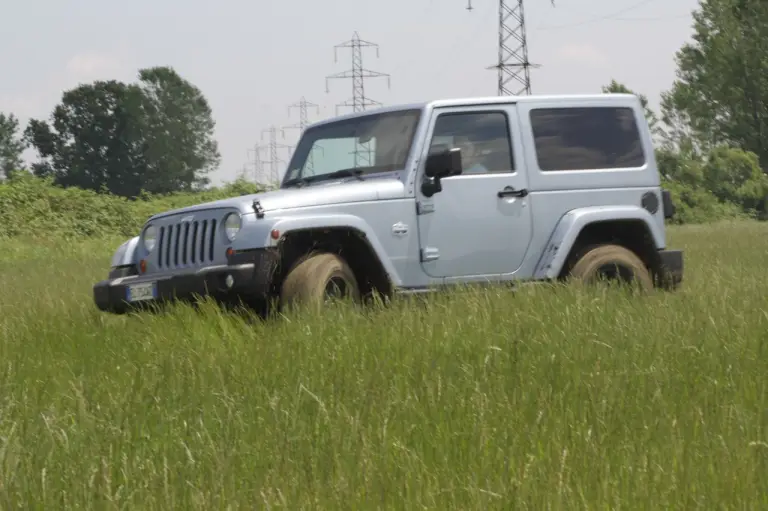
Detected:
[511,95,667,279]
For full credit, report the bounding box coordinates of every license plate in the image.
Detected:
[126,282,157,302]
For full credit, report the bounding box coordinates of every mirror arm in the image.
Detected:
[421,175,442,197]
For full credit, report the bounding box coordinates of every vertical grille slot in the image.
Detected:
[181,223,190,265]
[199,220,208,263]
[165,224,174,268]
[157,226,166,268]
[190,221,198,264]
[173,224,181,267]
[209,219,217,261]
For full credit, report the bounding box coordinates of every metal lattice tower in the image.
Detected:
[247,143,267,184]
[259,127,292,184]
[287,97,319,131]
[466,0,552,96]
[285,97,320,175]
[326,32,390,167]
[326,32,391,114]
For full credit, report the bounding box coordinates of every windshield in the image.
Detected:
[282,108,422,186]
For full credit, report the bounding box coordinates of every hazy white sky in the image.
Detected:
[1,0,700,185]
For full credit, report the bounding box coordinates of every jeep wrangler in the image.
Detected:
[92,93,683,314]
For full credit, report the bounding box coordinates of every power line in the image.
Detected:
[537,0,657,30]
[326,31,391,114]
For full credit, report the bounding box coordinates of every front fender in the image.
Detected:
[110,236,140,268]
[533,206,665,280]
[267,214,403,286]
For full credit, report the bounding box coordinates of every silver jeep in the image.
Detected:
[93,93,683,314]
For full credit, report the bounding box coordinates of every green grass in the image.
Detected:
[1,221,767,509]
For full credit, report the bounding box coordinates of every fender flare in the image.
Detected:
[110,236,140,268]
[532,206,664,280]
[267,214,403,286]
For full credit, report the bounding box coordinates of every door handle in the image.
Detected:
[497,186,528,198]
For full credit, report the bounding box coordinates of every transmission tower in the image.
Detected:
[325,32,391,114]
[465,0,553,96]
[285,97,321,175]
[326,32,390,167]
[286,97,320,132]
[247,143,267,184]
[259,127,292,184]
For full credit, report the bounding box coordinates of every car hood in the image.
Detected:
[147,174,407,221]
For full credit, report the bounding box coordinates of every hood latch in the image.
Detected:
[252,200,265,219]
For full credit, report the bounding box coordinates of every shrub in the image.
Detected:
[0,173,267,239]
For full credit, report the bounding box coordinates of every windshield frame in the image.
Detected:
[280,107,423,188]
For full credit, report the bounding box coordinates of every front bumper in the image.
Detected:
[93,248,279,313]
[657,248,683,289]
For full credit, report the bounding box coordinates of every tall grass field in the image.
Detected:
[1,220,767,509]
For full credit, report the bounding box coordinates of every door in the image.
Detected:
[416,105,533,280]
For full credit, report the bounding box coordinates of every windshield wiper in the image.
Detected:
[283,168,365,189]
[326,169,365,181]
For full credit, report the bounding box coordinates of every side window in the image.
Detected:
[529,107,645,171]
[429,111,514,174]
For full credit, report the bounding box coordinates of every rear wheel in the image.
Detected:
[567,244,653,291]
[279,252,360,311]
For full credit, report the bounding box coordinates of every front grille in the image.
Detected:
[153,217,219,271]
[157,219,217,270]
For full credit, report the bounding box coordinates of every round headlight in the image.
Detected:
[143,225,157,252]
[224,213,241,242]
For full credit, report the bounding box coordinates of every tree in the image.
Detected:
[701,145,768,213]
[0,112,26,179]
[602,79,661,138]
[25,80,147,195]
[136,67,220,193]
[24,66,221,197]
[659,0,768,168]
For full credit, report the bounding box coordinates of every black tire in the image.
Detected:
[279,252,360,311]
[567,244,653,291]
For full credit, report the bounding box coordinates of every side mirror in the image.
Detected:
[421,147,462,198]
[425,147,463,178]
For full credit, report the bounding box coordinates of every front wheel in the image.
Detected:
[567,244,654,291]
[279,252,360,311]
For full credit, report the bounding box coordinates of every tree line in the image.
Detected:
[1,0,767,222]
[0,66,220,197]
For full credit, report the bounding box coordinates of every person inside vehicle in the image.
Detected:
[454,134,489,174]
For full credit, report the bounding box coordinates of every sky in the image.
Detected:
[1,0,701,186]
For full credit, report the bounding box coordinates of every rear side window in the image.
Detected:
[529,107,645,171]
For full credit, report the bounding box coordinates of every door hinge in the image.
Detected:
[420,247,440,262]
[416,202,434,215]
